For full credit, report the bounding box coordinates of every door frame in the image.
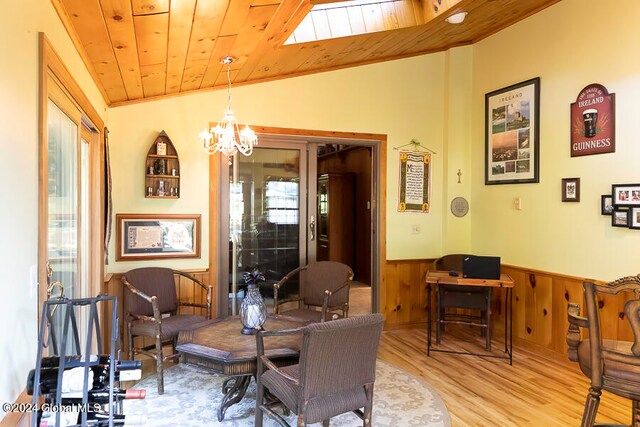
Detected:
[209,125,387,318]
[38,33,104,313]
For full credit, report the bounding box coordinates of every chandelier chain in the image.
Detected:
[198,55,257,160]
[226,61,232,112]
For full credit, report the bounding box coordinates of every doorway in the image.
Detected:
[214,128,386,318]
[316,144,373,316]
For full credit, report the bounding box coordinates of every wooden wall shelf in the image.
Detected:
[145,131,180,198]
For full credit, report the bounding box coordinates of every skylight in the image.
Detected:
[285,0,423,45]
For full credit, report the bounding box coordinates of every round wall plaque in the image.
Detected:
[450,197,469,217]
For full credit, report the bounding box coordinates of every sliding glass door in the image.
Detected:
[40,76,99,355]
[223,141,317,315]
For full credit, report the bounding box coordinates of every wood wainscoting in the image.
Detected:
[502,264,633,360]
[383,259,434,329]
[102,269,210,354]
[103,262,633,362]
[383,260,633,360]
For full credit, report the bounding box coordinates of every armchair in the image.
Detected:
[567,275,640,426]
[274,261,353,322]
[255,313,384,427]
[122,267,211,394]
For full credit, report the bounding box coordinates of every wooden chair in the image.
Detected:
[273,261,353,322]
[255,313,384,427]
[121,267,211,394]
[567,275,640,427]
[433,254,492,351]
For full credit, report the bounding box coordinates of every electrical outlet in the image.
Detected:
[411,225,421,234]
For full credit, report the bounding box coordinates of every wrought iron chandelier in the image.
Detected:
[199,56,257,158]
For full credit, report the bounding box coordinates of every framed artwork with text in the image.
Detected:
[397,150,431,213]
[485,77,540,185]
[116,214,200,260]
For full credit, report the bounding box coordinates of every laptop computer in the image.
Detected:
[462,255,501,280]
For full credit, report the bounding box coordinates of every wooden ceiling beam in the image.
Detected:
[235,0,312,82]
[421,0,463,22]
[227,4,280,71]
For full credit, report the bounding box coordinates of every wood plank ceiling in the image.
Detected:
[51,0,560,106]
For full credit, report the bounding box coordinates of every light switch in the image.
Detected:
[411,225,421,234]
[514,197,522,210]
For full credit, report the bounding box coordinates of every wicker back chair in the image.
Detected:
[122,267,211,394]
[567,275,640,426]
[273,261,354,322]
[433,254,493,351]
[255,313,384,427]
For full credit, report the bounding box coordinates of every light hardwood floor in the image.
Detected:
[135,285,631,426]
[378,326,631,426]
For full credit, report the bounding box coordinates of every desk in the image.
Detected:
[425,270,515,365]
[176,315,307,421]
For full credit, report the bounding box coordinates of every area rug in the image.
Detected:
[124,361,450,426]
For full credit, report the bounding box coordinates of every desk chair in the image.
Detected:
[433,254,492,351]
[567,276,640,427]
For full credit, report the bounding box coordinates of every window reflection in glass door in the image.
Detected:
[228,148,304,315]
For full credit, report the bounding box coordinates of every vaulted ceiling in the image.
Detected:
[51,0,560,107]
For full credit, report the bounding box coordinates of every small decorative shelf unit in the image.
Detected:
[145,131,180,199]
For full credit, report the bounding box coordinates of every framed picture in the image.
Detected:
[601,195,613,215]
[116,214,201,261]
[611,184,640,207]
[561,178,580,202]
[630,207,640,229]
[611,209,629,228]
[485,77,540,185]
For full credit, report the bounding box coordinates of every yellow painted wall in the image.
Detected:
[470,0,640,281]
[0,0,106,407]
[442,46,473,253]
[107,54,451,271]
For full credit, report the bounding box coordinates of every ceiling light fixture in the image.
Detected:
[446,11,467,24]
[199,56,257,160]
